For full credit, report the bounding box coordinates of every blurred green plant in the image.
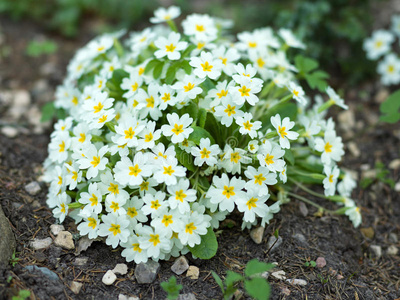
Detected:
[360,162,395,189]
[380,90,400,123]
[26,40,58,57]
[160,276,183,300]
[0,0,158,37]
[12,290,30,300]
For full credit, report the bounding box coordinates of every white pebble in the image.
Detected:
[286,278,307,286]
[112,263,128,275]
[271,270,286,280]
[29,237,52,250]
[102,270,117,285]
[50,224,65,236]
[1,126,18,138]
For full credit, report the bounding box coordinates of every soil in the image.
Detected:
[0,14,399,300]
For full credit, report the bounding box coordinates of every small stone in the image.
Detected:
[337,274,344,280]
[1,126,18,138]
[118,294,139,300]
[102,270,117,285]
[387,245,399,256]
[30,237,52,250]
[389,159,400,170]
[178,293,197,300]
[271,270,286,280]
[347,142,360,157]
[31,200,41,208]
[250,226,264,244]
[70,281,83,294]
[233,289,244,299]
[361,227,375,239]
[292,233,307,244]
[33,252,46,263]
[24,265,60,281]
[362,169,376,179]
[388,233,398,243]
[395,182,400,193]
[374,88,389,104]
[73,257,88,266]
[280,286,291,296]
[338,110,356,130]
[171,256,189,275]
[286,278,307,286]
[54,231,75,250]
[75,236,94,255]
[24,181,41,196]
[186,266,199,279]
[316,257,326,268]
[370,245,382,258]
[266,236,282,253]
[135,260,160,283]
[50,224,65,236]
[113,263,128,275]
[260,271,269,279]
[9,90,31,119]
[299,202,308,217]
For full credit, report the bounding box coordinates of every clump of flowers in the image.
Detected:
[363,15,400,86]
[43,6,361,263]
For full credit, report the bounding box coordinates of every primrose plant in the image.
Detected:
[43,6,361,263]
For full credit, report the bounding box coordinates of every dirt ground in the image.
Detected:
[0,15,399,300]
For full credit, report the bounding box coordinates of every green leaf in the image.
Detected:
[153,60,165,79]
[26,40,58,57]
[380,89,400,123]
[284,149,295,166]
[197,108,207,128]
[182,101,198,120]
[181,44,196,58]
[175,146,196,172]
[144,59,160,74]
[204,112,222,146]
[189,126,215,145]
[161,276,183,300]
[211,271,224,292]
[181,60,192,74]
[188,227,218,259]
[295,55,319,74]
[244,259,274,277]
[107,68,129,98]
[165,61,181,84]
[305,70,329,91]
[244,277,271,300]
[225,271,243,286]
[40,102,55,122]
[260,102,297,131]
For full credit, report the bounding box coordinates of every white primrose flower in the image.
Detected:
[270,114,299,149]
[323,164,340,196]
[151,209,185,238]
[86,35,114,57]
[64,162,83,190]
[178,211,212,247]
[172,74,205,101]
[112,113,145,147]
[114,152,152,186]
[211,46,240,76]
[153,157,187,185]
[190,51,223,79]
[326,87,348,110]
[278,28,306,49]
[154,32,188,61]
[235,112,262,139]
[137,121,161,150]
[257,141,286,172]
[236,189,270,223]
[167,178,197,214]
[98,213,130,248]
[207,80,235,107]
[121,229,148,264]
[314,130,344,165]
[191,138,221,167]
[77,212,100,239]
[377,53,400,85]
[337,171,357,197]
[206,173,246,213]
[136,84,162,120]
[219,145,252,175]
[142,191,168,218]
[120,72,143,99]
[52,192,71,223]
[76,144,109,179]
[150,6,181,23]
[158,84,178,110]
[287,81,307,106]
[363,30,394,60]
[214,96,244,127]
[244,166,277,196]
[161,113,194,144]
[182,14,218,41]
[247,140,259,153]
[230,77,262,106]
[78,182,104,215]
[124,196,148,227]
[48,132,71,163]
[139,225,172,259]
[345,206,362,228]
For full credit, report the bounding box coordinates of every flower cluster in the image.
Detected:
[363,15,400,85]
[44,6,361,263]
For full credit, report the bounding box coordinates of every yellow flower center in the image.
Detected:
[163,166,175,175]
[93,102,103,113]
[375,40,383,49]
[127,207,138,218]
[165,43,177,52]
[132,243,142,252]
[222,186,235,199]
[146,96,155,108]
[230,152,241,163]
[129,164,142,176]
[238,86,251,97]
[224,104,236,117]
[197,42,205,49]
[254,174,266,185]
[328,174,334,183]
[248,42,257,48]
[257,57,265,68]
[264,154,274,165]
[246,197,258,210]
[201,61,213,72]
[324,142,332,153]
[219,57,227,65]
[162,215,173,226]
[387,65,395,73]
[172,124,184,135]
[72,171,78,181]
[175,190,187,202]
[184,82,195,92]
[185,222,197,234]
[98,115,108,123]
[217,89,228,98]
[151,200,161,209]
[60,203,66,214]
[108,183,119,195]
[89,193,98,206]
[140,181,149,191]
[91,156,100,168]
[196,24,205,32]
[124,127,135,139]
[72,96,78,106]
[88,217,97,229]
[59,141,65,153]
[149,234,160,246]
[278,126,287,138]
[79,133,86,143]
[200,148,211,159]
[131,82,138,91]
[109,223,121,236]
[162,93,171,102]
[243,120,253,131]
[110,201,119,212]
[145,132,153,143]
[293,89,300,97]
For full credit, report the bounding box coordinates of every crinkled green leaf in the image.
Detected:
[380,89,400,123]
[225,271,243,286]
[197,108,207,128]
[182,101,198,121]
[244,259,274,277]
[305,70,329,91]
[144,59,160,74]
[295,55,319,74]
[161,276,183,300]
[40,102,55,122]
[189,126,215,145]
[260,102,297,131]
[165,61,181,84]
[153,60,165,79]
[211,271,224,292]
[181,60,192,75]
[244,277,271,300]
[175,146,196,172]
[188,227,218,259]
